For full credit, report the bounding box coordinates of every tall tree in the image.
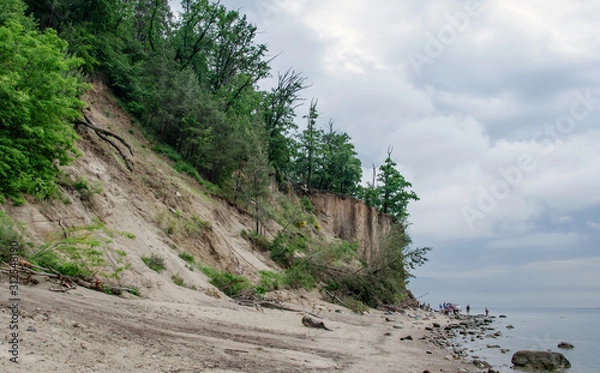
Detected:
[296,98,322,187]
[262,69,307,176]
[376,147,419,222]
[318,121,362,194]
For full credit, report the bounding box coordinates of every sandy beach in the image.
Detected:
[0,284,476,373]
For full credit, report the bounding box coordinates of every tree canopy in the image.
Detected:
[0,5,87,203]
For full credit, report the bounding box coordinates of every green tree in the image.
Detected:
[262,69,307,177]
[296,98,323,187]
[317,121,362,194]
[375,147,419,222]
[0,12,87,203]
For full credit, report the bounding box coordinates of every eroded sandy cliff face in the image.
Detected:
[308,191,394,259]
[2,81,394,303]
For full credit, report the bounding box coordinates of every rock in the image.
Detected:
[400,335,413,341]
[557,342,574,349]
[499,314,507,318]
[511,350,571,370]
[506,325,514,329]
[486,344,500,348]
[432,322,441,328]
[26,326,37,332]
[301,315,332,331]
[472,359,490,369]
[456,368,469,373]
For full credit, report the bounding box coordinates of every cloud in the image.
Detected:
[212,0,600,307]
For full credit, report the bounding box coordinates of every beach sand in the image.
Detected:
[0,285,474,373]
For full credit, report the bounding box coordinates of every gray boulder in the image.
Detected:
[511,350,571,370]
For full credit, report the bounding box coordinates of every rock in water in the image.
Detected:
[301,314,332,331]
[511,350,571,370]
[558,341,575,349]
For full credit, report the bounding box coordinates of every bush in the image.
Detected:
[255,270,284,295]
[284,259,317,290]
[240,230,270,251]
[0,18,88,203]
[171,273,186,287]
[178,252,195,263]
[141,254,166,273]
[200,266,252,297]
[0,211,25,262]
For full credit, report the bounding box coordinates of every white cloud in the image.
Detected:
[217,0,600,307]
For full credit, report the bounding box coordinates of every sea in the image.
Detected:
[453,307,600,373]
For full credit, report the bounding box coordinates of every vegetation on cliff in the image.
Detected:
[0,0,429,310]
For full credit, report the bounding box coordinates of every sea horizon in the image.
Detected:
[451,307,600,373]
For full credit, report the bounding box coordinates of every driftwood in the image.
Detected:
[235,298,303,313]
[77,112,134,170]
[1,260,136,296]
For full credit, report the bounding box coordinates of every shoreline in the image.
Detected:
[1,285,480,373]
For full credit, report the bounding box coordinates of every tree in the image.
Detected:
[0,8,88,203]
[296,98,323,187]
[262,69,307,176]
[318,121,362,194]
[375,147,419,222]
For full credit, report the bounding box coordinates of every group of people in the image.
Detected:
[439,302,461,315]
[420,302,490,317]
[436,303,490,317]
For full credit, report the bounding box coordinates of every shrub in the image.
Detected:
[171,273,186,287]
[255,270,284,295]
[284,259,317,290]
[200,266,252,297]
[178,251,195,263]
[141,254,166,273]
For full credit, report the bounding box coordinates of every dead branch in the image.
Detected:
[77,112,134,170]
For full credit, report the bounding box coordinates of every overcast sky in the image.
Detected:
[173,1,600,309]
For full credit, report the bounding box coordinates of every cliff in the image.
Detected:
[1,81,391,302]
[308,191,394,261]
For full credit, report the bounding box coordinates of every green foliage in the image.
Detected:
[0,210,27,262]
[141,254,166,273]
[127,286,140,296]
[29,221,128,279]
[375,148,419,222]
[0,12,88,202]
[283,259,318,290]
[200,266,253,297]
[178,251,195,264]
[299,196,314,212]
[255,270,284,295]
[58,174,104,205]
[240,230,270,251]
[268,232,306,267]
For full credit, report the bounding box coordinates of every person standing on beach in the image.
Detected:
[485,307,489,317]
[466,305,470,314]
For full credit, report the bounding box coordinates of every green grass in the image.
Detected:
[200,266,253,297]
[141,254,166,273]
[178,251,195,263]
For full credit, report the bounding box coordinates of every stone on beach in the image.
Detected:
[511,350,571,370]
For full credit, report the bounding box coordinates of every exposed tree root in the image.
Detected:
[76,112,134,171]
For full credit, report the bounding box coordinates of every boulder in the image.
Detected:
[558,342,575,349]
[511,350,571,370]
